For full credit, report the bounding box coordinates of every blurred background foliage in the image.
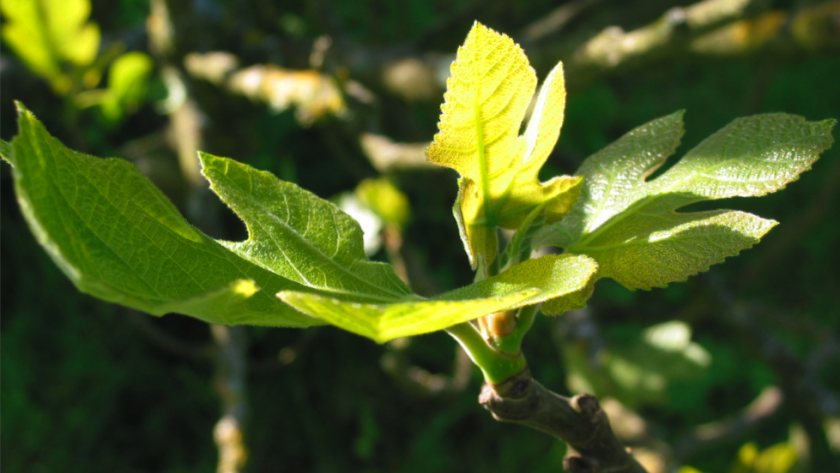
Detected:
[1,0,839,472]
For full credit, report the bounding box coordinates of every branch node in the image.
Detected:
[572,394,603,418]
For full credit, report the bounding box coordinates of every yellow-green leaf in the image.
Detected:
[536,112,835,290]
[428,22,581,268]
[1,0,100,93]
[100,52,154,121]
[356,177,410,228]
[279,254,598,343]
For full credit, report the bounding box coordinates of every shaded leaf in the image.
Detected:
[499,202,547,270]
[537,112,835,290]
[428,22,581,268]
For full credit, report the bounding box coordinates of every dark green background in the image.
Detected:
[2,1,838,472]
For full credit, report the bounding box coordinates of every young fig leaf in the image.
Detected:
[1,0,100,93]
[4,103,595,341]
[200,153,412,302]
[428,22,581,269]
[536,112,836,290]
[3,103,320,328]
[279,254,597,343]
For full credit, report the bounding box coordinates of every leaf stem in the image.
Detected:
[445,322,527,385]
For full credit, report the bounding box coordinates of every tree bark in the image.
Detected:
[479,369,647,473]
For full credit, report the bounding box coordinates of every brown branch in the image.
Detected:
[559,0,769,90]
[520,0,605,44]
[480,369,648,473]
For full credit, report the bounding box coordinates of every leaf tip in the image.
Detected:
[14,100,38,126]
[197,151,226,183]
[197,150,213,168]
[14,100,29,115]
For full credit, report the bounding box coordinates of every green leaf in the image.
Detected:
[733,442,797,473]
[0,139,14,166]
[499,202,547,270]
[199,152,412,302]
[5,103,322,328]
[5,103,600,341]
[355,176,410,229]
[100,52,154,121]
[536,112,835,290]
[540,278,595,315]
[279,254,598,343]
[1,0,100,93]
[427,22,581,268]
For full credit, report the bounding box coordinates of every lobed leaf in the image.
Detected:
[1,104,322,327]
[428,22,581,268]
[200,152,412,302]
[279,254,598,343]
[3,103,598,340]
[536,112,835,290]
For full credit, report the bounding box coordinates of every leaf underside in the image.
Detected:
[280,253,598,343]
[536,111,836,290]
[428,22,581,268]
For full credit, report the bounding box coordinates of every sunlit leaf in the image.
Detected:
[100,52,154,121]
[279,254,598,343]
[3,104,597,341]
[732,442,797,473]
[536,112,835,290]
[428,22,581,268]
[1,103,319,328]
[200,152,412,303]
[356,177,410,229]
[1,0,100,93]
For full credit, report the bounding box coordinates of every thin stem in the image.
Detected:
[445,323,526,385]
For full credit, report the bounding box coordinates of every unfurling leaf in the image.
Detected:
[428,22,581,268]
[536,112,835,290]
